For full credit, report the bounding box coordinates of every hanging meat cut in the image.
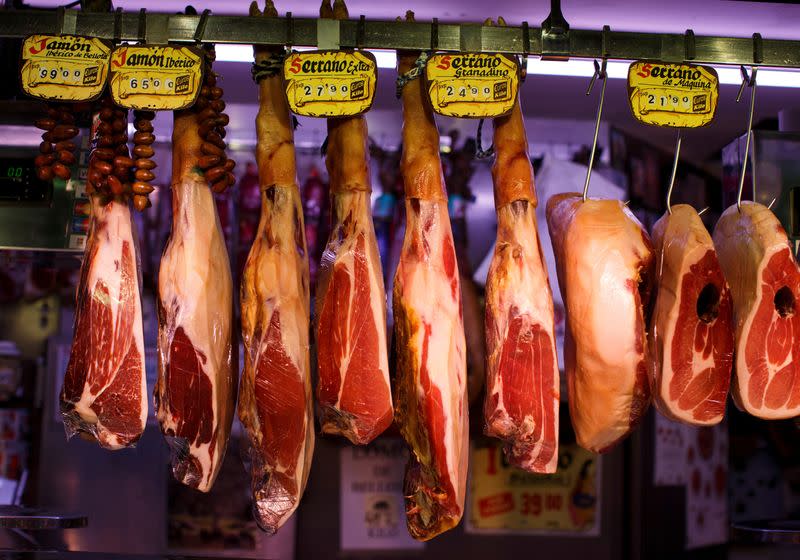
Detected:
[484,100,560,473]
[649,204,733,426]
[314,0,392,445]
[237,0,315,533]
[393,18,469,540]
[155,66,236,493]
[61,196,147,450]
[712,201,800,419]
[546,194,653,453]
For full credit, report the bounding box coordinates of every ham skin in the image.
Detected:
[238,1,315,533]
[649,204,733,426]
[392,44,468,541]
[484,100,560,473]
[712,201,800,419]
[61,196,147,450]
[546,193,653,453]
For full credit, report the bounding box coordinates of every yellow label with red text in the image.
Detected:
[20,35,110,101]
[283,51,376,117]
[628,61,719,128]
[426,53,518,118]
[109,45,203,110]
[467,440,600,533]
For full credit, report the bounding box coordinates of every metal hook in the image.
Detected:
[194,9,211,44]
[753,32,763,64]
[137,9,147,44]
[685,29,695,61]
[665,129,683,215]
[582,57,608,202]
[431,18,439,51]
[736,65,758,212]
[286,12,294,47]
[113,7,123,45]
[356,15,366,49]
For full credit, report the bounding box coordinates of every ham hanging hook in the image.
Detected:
[736,65,758,212]
[582,57,607,202]
[665,129,683,215]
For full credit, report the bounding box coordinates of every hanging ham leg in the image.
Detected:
[155,74,236,493]
[393,18,468,540]
[315,0,392,445]
[546,194,653,453]
[484,100,560,473]
[237,0,315,533]
[61,196,147,450]
[649,204,733,425]
[712,201,800,419]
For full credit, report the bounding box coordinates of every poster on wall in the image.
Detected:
[340,438,425,551]
[653,413,688,486]
[465,439,601,535]
[685,423,728,549]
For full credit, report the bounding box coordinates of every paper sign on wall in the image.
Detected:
[109,45,203,110]
[627,61,719,128]
[20,35,110,101]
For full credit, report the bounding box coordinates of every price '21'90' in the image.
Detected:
[646,93,699,111]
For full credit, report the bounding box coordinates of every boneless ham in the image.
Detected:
[155,92,236,492]
[393,24,468,540]
[649,204,733,425]
[237,0,314,533]
[484,100,560,473]
[712,201,800,419]
[315,0,392,445]
[546,194,653,453]
[61,196,147,450]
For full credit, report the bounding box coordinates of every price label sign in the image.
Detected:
[627,61,719,128]
[283,50,377,117]
[109,45,203,110]
[426,53,519,118]
[20,35,110,102]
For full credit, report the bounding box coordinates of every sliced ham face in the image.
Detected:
[546,193,653,453]
[712,201,800,419]
[649,204,733,426]
[238,25,314,534]
[393,47,468,541]
[315,116,392,445]
[61,197,147,450]
[155,108,236,493]
[484,101,559,474]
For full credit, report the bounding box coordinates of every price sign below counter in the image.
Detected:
[109,45,203,110]
[627,61,719,128]
[20,35,111,102]
[426,53,519,118]
[283,50,377,117]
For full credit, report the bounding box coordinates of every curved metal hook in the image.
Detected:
[736,65,758,212]
[665,129,683,215]
[194,9,211,44]
[582,57,607,202]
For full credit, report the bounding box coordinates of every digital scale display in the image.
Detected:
[0,157,53,205]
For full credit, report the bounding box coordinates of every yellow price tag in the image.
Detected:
[628,61,719,128]
[109,45,203,110]
[20,35,110,102]
[283,50,376,117]
[426,53,518,118]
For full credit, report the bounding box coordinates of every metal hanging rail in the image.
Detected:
[0,9,796,68]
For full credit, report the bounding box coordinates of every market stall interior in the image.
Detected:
[0,0,799,558]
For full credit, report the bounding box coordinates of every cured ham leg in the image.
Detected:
[155,75,235,492]
[650,204,733,425]
[315,0,392,445]
[238,0,314,533]
[61,196,147,450]
[712,201,800,419]
[484,100,560,473]
[546,194,653,453]
[393,16,468,540]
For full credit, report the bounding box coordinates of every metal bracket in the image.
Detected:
[460,23,482,53]
[317,18,340,50]
[753,32,763,64]
[431,18,439,51]
[685,29,695,61]
[541,0,570,60]
[356,15,366,49]
[57,7,77,36]
[113,7,123,45]
[285,12,294,47]
[194,9,211,45]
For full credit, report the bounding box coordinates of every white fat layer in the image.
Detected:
[158,176,233,490]
[74,199,146,448]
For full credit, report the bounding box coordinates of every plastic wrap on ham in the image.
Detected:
[546,193,653,453]
[238,0,315,533]
[61,197,147,450]
[392,38,468,541]
[155,108,236,493]
[649,204,733,426]
[712,201,800,419]
[484,101,560,473]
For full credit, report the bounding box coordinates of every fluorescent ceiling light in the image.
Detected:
[214,44,397,68]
